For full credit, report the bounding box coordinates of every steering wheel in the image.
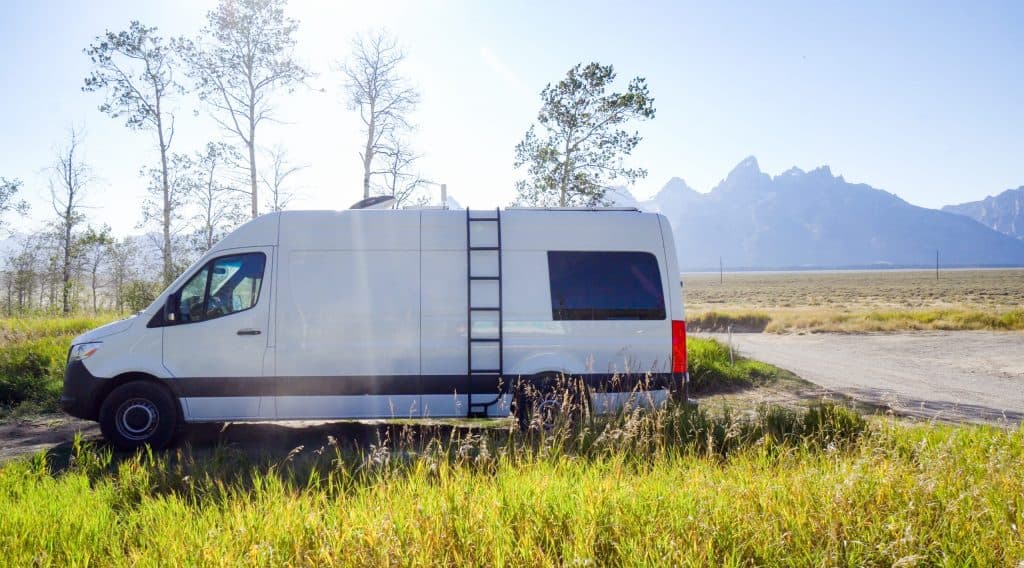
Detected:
[206,295,230,318]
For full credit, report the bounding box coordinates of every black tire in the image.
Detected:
[99,381,179,451]
[513,374,591,432]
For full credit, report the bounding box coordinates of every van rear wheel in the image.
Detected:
[513,374,591,431]
[99,382,178,451]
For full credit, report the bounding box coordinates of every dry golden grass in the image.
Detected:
[683,268,1024,332]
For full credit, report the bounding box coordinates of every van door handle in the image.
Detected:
[237,329,262,336]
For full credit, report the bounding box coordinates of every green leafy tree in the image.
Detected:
[105,236,141,313]
[123,279,159,312]
[513,62,655,207]
[178,0,310,219]
[83,21,182,287]
[78,225,114,313]
[0,178,30,231]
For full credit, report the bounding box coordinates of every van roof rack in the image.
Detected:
[508,206,640,212]
[350,195,397,210]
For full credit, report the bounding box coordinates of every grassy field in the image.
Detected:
[0,314,1020,564]
[0,404,1021,565]
[684,268,1024,332]
[0,316,115,417]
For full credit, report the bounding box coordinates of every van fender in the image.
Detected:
[506,352,585,382]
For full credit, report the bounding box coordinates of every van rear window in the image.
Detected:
[547,251,666,321]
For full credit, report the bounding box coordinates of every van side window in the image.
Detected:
[175,253,266,324]
[178,267,210,323]
[547,251,665,321]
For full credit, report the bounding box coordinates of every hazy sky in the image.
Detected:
[1,0,1021,236]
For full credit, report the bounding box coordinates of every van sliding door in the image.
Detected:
[273,210,422,419]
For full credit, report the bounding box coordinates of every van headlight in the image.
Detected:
[69,342,101,363]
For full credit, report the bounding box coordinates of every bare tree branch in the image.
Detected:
[338,29,420,199]
[178,0,310,219]
[260,143,307,212]
[48,127,92,314]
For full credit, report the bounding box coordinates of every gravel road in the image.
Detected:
[705,331,1024,424]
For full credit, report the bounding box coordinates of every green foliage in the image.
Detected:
[687,336,778,392]
[0,406,1020,564]
[0,337,68,406]
[83,21,180,130]
[123,281,159,312]
[514,62,656,207]
[0,177,29,228]
[0,316,117,411]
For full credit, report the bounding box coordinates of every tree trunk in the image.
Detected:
[362,104,376,199]
[62,209,72,315]
[156,111,173,286]
[91,267,98,313]
[249,106,258,219]
[559,135,573,208]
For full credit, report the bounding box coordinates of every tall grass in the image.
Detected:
[0,403,1020,565]
[0,315,118,414]
[687,336,779,391]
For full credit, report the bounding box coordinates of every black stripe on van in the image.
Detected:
[164,373,677,398]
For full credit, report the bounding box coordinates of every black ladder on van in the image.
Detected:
[466,208,504,418]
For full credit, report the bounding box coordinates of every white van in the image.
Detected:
[62,207,688,449]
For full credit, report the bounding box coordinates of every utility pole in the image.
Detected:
[719,256,723,285]
[936,249,939,280]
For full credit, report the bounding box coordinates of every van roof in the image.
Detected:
[369,206,643,213]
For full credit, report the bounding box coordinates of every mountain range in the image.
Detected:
[942,187,1024,241]
[613,157,1024,271]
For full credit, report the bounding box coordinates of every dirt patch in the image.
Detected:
[705,331,1024,425]
[0,415,100,463]
[0,414,512,465]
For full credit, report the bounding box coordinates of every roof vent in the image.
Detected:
[350,195,397,210]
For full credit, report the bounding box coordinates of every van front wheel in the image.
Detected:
[99,382,178,451]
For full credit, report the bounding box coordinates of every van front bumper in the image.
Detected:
[60,360,106,421]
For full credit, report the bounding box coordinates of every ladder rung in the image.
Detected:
[469,276,500,280]
[469,307,500,311]
[470,337,500,342]
[469,246,499,251]
[469,369,501,374]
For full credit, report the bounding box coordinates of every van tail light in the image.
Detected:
[672,320,687,374]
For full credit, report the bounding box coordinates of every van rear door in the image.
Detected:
[162,247,275,420]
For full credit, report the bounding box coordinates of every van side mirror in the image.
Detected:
[165,293,179,323]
